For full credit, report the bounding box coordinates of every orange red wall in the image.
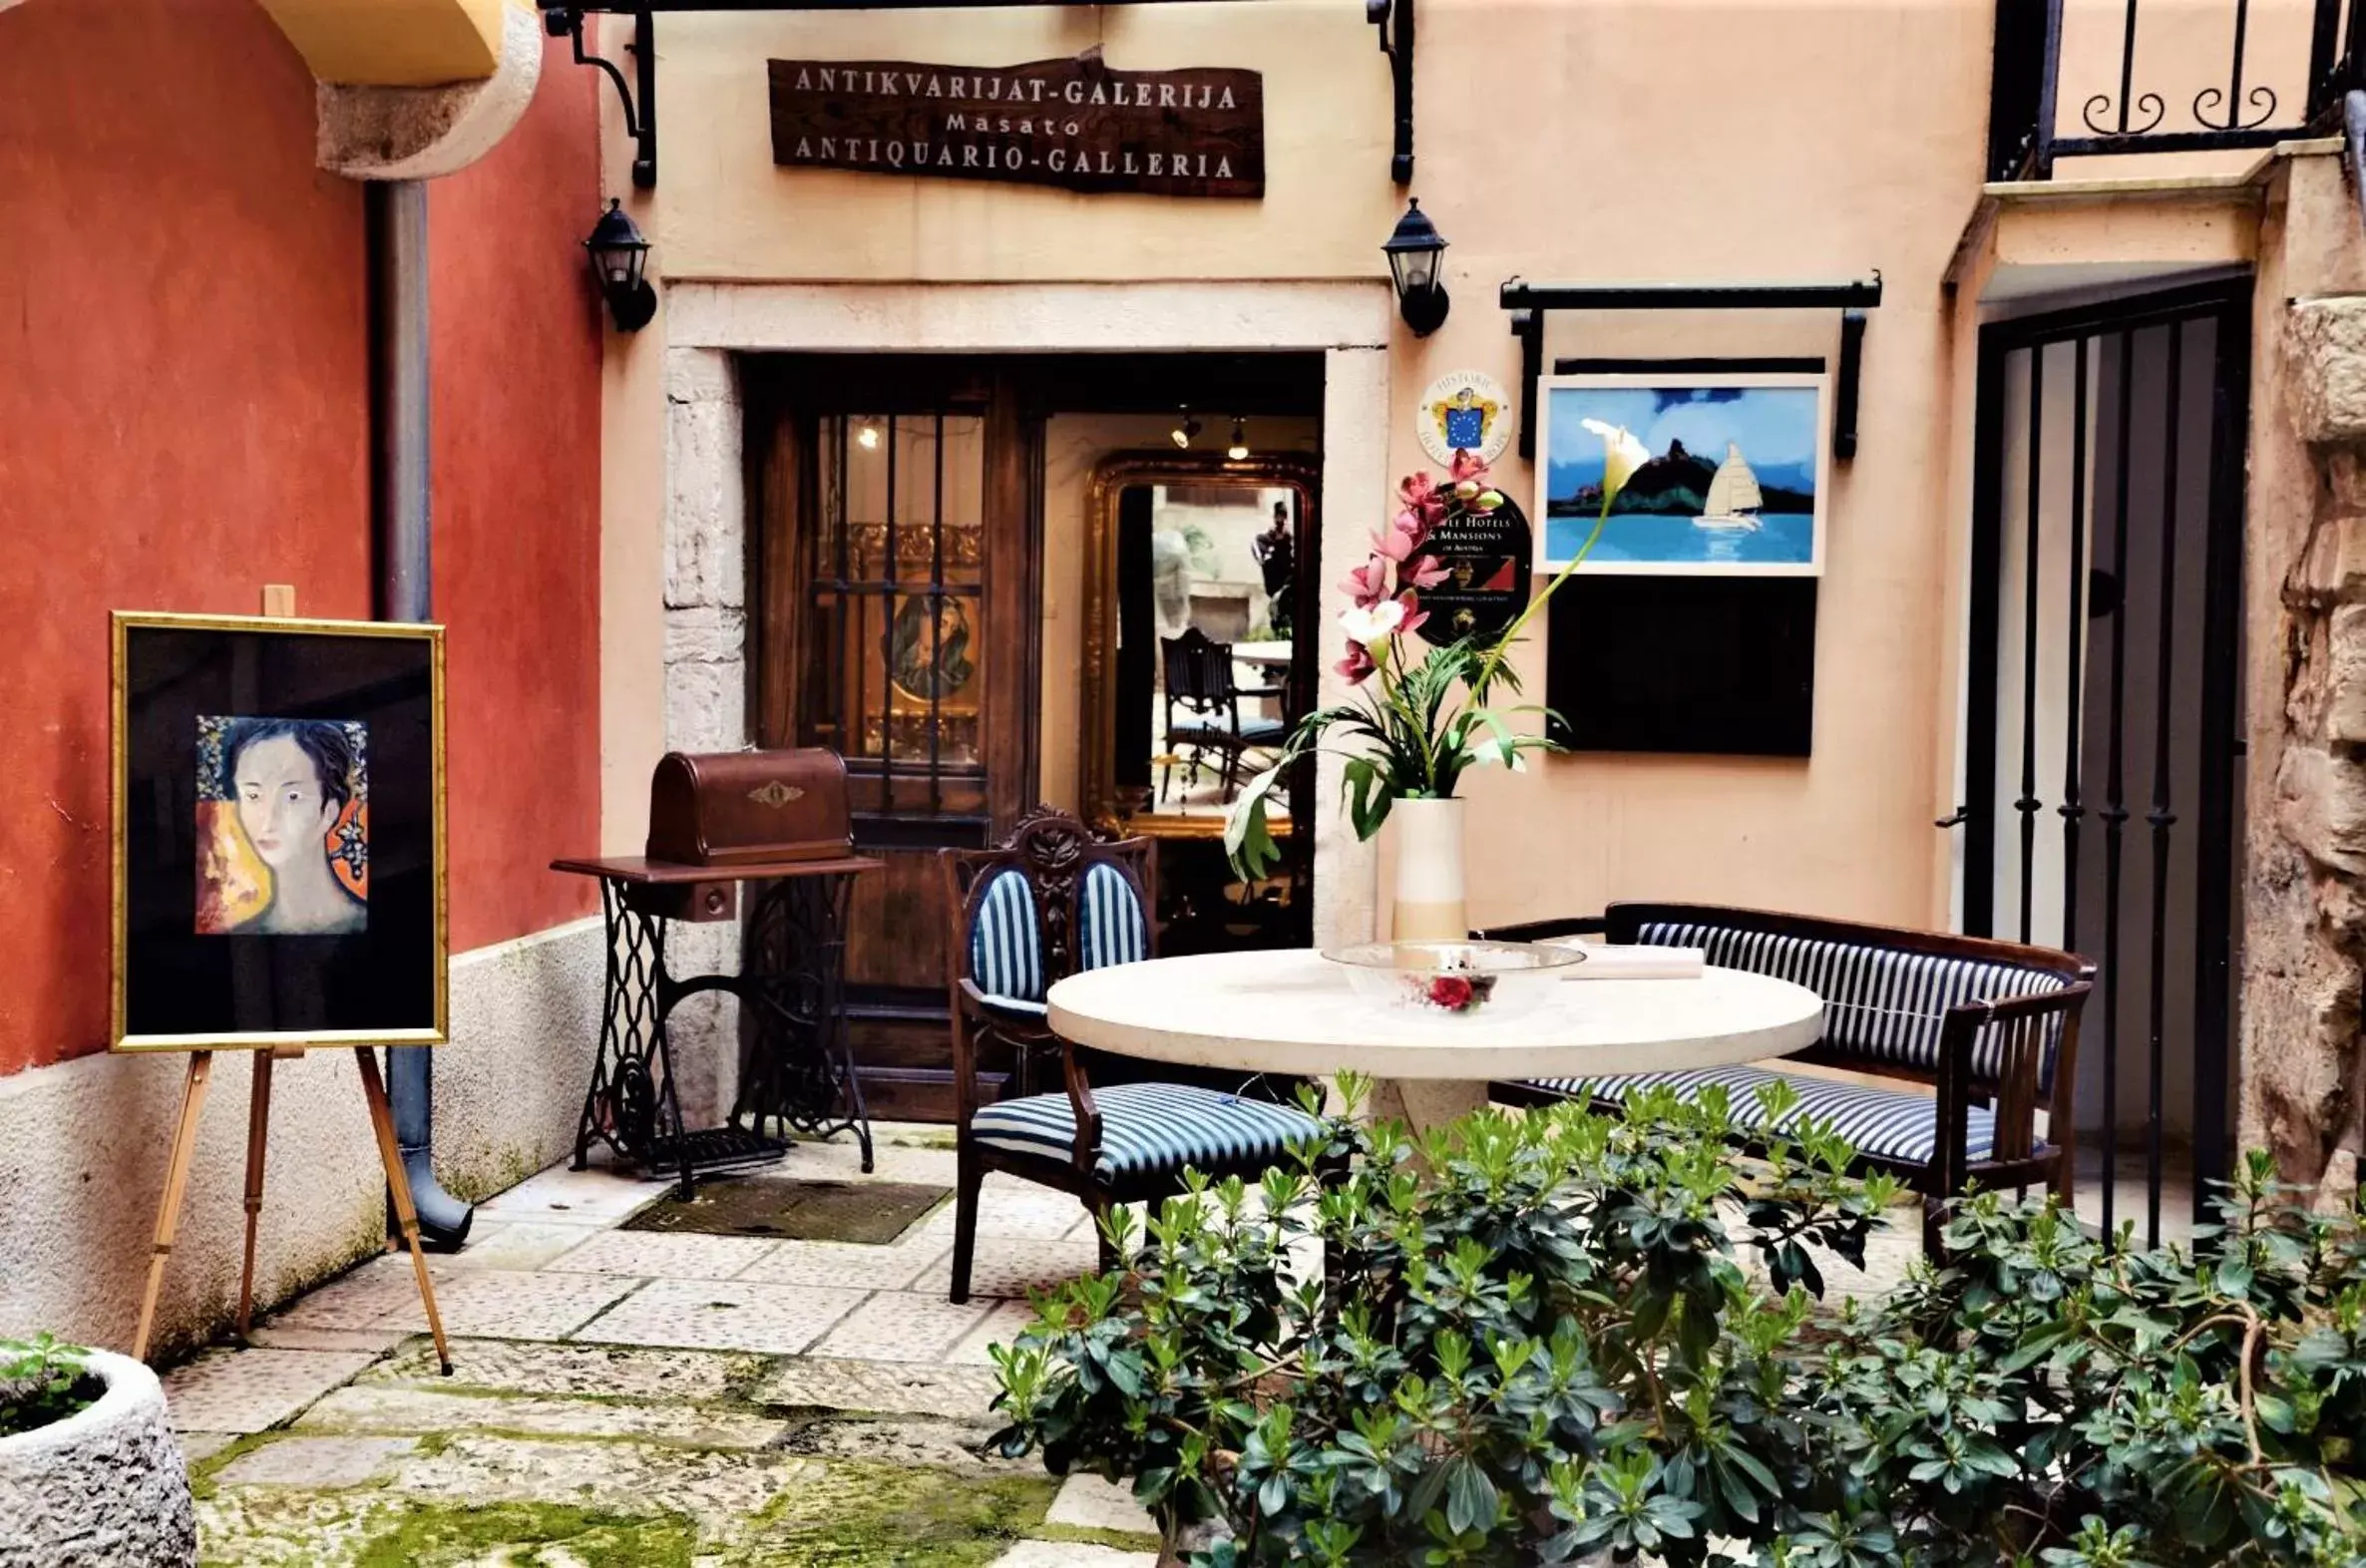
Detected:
[0,0,602,1075]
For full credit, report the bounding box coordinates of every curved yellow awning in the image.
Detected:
[256,0,513,88]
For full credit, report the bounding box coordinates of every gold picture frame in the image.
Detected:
[1078,451,1320,840]
[111,610,448,1051]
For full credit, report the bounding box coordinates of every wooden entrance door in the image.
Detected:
[750,360,1041,1121]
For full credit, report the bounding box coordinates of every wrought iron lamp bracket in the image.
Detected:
[1498,274,1884,462]
[1368,0,1414,185]
[543,4,658,189]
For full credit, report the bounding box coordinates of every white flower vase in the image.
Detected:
[1388,795,1467,942]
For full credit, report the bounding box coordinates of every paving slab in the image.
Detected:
[748,1356,1007,1419]
[367,1268,637,1341]
[260,1254,447,1332]
[176,1431,239,1464]
[541,1229,782,1281]
[443,1221,602,1274]
[950,1300,1044,1367]
[296,1382,790,1448]
[388,1432,817,1518]
[911,1236,1103,1301]
[472,1165,671,1227]
[365,1337,760,1401]
[733,1236,943,1290]
[214,1434,419,1489]
[240,1327,410,1355]
[786,1414,1023,1473]
[568,1276,868,1355]
[809,1290,1003,1362]
[991,1542,1160,1567]
[163,1347,381,1434]
[1047,1472,1160,1537]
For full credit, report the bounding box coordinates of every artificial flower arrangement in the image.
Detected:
[1223,419,1651,880]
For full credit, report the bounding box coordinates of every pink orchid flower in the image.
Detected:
[1402,554,1451,589]
[1449,449,1490,483]
[1371,528,1414,564]
[1336,641,1378,685]
[1342,558,1392,607]
[1393,589,1429,640]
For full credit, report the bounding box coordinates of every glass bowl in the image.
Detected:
[1320,940,1584,1020]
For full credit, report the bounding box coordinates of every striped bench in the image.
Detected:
[1482,904,2094,1255]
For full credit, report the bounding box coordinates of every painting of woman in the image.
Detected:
[196,716,368,936]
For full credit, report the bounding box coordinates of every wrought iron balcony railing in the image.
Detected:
[1991,0,2366,179]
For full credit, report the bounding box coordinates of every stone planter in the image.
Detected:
[0,1349,197,1568]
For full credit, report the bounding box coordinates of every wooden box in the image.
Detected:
[645,749,853,868]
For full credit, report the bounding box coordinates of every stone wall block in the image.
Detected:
[2326,603,2366,743]
[664,604,746,670]
[2277,742,2366,875]
[665,348,740,409]
[2292,506,2366,603]
[665,655,747,754]
[2289,296,2366,445]
[664,398,746,611]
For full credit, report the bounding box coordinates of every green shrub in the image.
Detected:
[0,1334,101,1438]
[988,1076,2366,1566]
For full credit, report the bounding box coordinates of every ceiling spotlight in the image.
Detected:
[1170,408,1203,450]
[856,422,882,451]
[1226,418,1250,462]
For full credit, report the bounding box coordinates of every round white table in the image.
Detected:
[1046,948,1825,1130]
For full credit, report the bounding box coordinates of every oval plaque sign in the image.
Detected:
[1413,497,1534,646]
[1416,370,1514,467]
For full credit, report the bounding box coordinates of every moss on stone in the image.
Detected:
[350,1501,700,1568]
[1029,1521,1167,1552]
[746,1459,1058,1565]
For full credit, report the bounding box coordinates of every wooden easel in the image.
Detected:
[129,586,451,1374]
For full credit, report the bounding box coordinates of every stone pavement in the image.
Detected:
[171,1126,1162,1567]
[166,1119,1954,1565]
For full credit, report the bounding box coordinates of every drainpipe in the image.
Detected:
[368,178,473,1248]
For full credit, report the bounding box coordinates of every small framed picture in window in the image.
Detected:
[112,611,446,1050]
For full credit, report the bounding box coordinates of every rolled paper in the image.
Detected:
[1552,943,1706,980]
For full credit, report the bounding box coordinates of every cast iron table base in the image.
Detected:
[554,855,879,1198]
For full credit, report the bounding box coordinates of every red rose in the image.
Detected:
[1427,975,1475,1009]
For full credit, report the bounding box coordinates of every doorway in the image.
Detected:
[744,351,1327,1120]
[1957,278,2249,1242]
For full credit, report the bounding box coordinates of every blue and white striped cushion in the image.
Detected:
[1638,922,2070,1088]
[1078,862,1148,973]
[970,870,1043,1006]
[971,1082,1324,1181]
[1522,1065,2004,1166]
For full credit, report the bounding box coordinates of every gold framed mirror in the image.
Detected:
[1079,451,1321,841]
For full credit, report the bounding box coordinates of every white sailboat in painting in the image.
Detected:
[1693,442,1765,533]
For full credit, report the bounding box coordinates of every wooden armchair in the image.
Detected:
[941,808,1325,1304]
[1479,903,2094,1256]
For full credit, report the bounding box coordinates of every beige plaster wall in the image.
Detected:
[606,0,2011,938]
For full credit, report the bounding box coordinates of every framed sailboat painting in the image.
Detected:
[1535,371,1829,577]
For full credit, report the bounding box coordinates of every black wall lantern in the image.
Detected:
[1383,197,1449,337]
[585,198,658,332]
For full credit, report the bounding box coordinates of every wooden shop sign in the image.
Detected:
[768,47,1264,198]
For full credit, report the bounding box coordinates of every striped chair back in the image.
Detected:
[948,809,1156,1005]
[1633,916,2077,1091]
[970,869,1045,1003]
[1078,861,1149,972]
